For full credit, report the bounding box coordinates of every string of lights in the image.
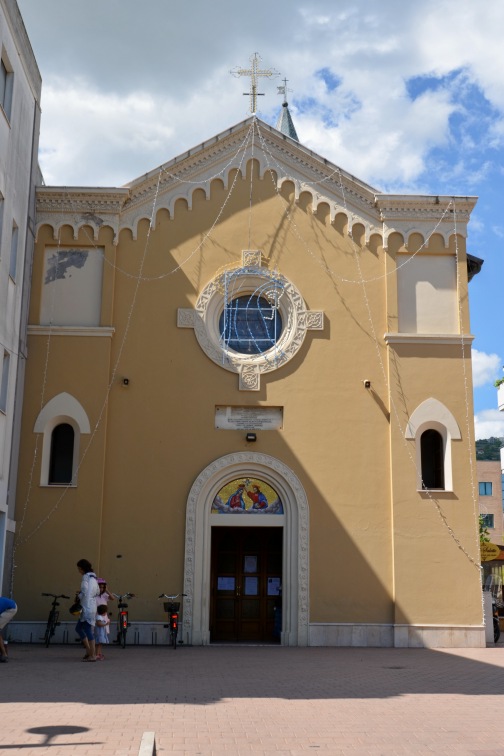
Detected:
[10,229,67,591]
[13,169,164,550]
[255,119,457,286]
[255,116,483,577]
[61,122,255,285]
[158,123,254,185]
[11,126,258,565]
[11,111,484,621]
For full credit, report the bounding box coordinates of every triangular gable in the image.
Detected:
[34,117,477,248]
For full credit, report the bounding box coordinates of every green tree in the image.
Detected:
[480,515,491,545]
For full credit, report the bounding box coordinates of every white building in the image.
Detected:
[0,0,41,593]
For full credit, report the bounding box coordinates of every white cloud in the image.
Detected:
[474,410,504,441]
[16,0,504,188]
[11,0,504,449]
[472,349,502,389]
[38,75,243,186]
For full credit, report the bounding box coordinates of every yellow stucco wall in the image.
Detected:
[12,140,482,638]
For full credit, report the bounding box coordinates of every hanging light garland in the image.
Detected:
[11,112,483,625]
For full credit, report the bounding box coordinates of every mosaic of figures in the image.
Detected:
[212,478,283,515]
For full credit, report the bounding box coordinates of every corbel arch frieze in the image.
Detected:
[383,228,461,251]
[35,219,119,245]
[35,188,128,245]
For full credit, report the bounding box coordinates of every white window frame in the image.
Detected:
[405,398,461,492]
[9,222,18,281]
[0,52,13,121]
[0,351,10,414]
[34,393,90,486]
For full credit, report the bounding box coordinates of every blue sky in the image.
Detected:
[16,0,504,439]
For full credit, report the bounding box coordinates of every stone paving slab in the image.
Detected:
[1,644,504,754]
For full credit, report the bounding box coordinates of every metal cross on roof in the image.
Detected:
[277,78,293,104]
[231,53,279,114]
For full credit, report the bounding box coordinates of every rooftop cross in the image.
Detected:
[231,53,279,114]
[275,76,299,142]
[277,78,293,105]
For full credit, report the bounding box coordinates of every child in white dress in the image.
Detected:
[94,605,110,660]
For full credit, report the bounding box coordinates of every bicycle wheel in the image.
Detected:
[44,610,58,647]
[494,617,501,643]
[118,612,128,648]
[171,626,178,649]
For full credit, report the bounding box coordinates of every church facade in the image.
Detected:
[9,116,484,647]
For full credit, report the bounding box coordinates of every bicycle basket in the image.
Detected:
[69,601,82,616]
[164,602,180,613]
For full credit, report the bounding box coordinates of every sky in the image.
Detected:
[16,0,504,440]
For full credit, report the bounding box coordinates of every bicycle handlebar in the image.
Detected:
[158,593,187,599]
[41,593,70,599]
[112,592,135,599]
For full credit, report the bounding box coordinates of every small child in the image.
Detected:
[94,604,110,660]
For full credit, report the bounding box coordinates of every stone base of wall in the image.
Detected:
[7,621,486,648]
[309,623,486,648]
[6,621,187,646]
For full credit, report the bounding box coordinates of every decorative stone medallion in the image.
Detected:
[178,250,324,390]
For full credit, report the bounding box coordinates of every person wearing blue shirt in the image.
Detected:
[0,596,17,662]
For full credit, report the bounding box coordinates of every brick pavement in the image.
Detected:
[1,643,504,755]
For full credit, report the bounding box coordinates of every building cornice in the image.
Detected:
[33,120,478,248]
[384,333,475,346]
[28,326,115,338]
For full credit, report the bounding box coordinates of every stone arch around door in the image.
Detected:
[183,452,309,646]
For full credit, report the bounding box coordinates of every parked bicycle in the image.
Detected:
[41,592,70,647]
[492,596,501,643]
[159,593,186,649]
[112,592,135,648]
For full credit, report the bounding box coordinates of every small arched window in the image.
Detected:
[406,399,461,493]
[35,393,90,487]
[48,423,75,484]
[420,429,445,490]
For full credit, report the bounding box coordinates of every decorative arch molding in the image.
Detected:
[183,452,310,646]
[405,398,461,492]
[405,398,461,440]
[384,228,457,249]
[34,392,91,434]
[402,229,447,251]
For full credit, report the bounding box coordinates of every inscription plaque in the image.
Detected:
[215,406,283,431]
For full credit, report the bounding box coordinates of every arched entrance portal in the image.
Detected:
[183,453,309,646]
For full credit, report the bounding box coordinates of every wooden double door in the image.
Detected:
[210,526,282,643]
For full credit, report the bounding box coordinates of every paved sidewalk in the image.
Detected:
[1,644,504,755]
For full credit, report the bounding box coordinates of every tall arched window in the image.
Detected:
[48,423,75,484]
[420,429,445,490]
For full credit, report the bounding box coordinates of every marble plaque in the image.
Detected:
[215,406,283,431]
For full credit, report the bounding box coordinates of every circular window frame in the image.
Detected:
[193,268,310,375]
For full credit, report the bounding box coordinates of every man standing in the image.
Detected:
[0,596,17,662]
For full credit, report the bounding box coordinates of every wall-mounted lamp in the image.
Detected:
[363,380,371,389]
[122,378,130,386]
[246,433,257,442]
